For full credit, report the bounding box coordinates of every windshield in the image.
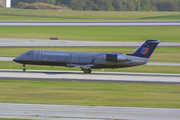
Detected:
[22,52,30,55]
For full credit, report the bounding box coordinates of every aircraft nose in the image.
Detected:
[13,57,19,62]
[13,57,17,61]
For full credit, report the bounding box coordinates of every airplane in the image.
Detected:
[13,40,160,74]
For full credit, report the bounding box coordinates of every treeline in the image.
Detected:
[12,0,180,11]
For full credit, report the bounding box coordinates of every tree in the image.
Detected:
[163,0,179,11]
[178,0,180,11]
[85,0,95,11]
[112,0,122,11]
[93,0,114,11]
[56,0,71,5]
[11,0,180,11]
[140,0,151,11]
[126,0,136,11]
[46,0,56,5]
[68,0,86,10]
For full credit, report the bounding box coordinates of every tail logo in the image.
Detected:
[141,47,149,54]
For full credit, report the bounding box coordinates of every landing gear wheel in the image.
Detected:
[83,69,92,74]
[23,68,26,72]
[23,64,26,72]
[88,69,92,73]
[83,69,87,74]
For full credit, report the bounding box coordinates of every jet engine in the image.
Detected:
[105,54,128,62]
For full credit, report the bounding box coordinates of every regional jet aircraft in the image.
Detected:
[13,40,160,73]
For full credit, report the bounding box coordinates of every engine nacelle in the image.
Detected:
[105,54,128,62]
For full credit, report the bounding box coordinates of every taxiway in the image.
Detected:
[1,21,180,26]
[1,38,180,47]
[0,69,180,84]
[0,103,180,120]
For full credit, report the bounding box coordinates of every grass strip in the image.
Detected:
[0,80,180,108]
[0,26,180,42]
[1,8,180,21]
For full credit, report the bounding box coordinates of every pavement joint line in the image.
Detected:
[1,109,179,117]
[1,69,180,77]
[0,114,102,120]
[1,77,180,85]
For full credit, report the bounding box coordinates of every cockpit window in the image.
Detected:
[23,53,30,55]
[26,53,30,55]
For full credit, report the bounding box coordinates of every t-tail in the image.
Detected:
[127,40,161,58]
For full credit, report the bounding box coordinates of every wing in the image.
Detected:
[67,58,95,69]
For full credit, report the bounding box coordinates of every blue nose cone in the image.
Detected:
[13,57,17,61]
[13,57,20,62]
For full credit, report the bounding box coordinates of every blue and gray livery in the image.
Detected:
[13,40,161,73]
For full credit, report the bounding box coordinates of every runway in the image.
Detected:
[1,38,180,47]
[0,103,180,120]
[0,21,180,26]
[0,69,180,84]
[0,57,14,61]
[146,62,180,66]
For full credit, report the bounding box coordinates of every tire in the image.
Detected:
[88,69,92,73]
[83,69,92,74]
[23,69,26,72]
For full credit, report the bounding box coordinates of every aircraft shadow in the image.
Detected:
[0,70,179,77]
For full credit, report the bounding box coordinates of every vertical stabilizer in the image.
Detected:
[127,40,161,58]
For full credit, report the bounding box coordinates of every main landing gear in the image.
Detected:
[82,69,92,74]
[23,64,26,72]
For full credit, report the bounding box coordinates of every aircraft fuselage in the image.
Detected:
[14,50,148,69]
[13,40,160,73]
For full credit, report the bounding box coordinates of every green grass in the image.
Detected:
[0,26,180,42]
[0,47,180,63]
[1,8,180,21]
[0,80,180,108]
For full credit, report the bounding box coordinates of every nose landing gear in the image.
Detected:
[23,64,26,72]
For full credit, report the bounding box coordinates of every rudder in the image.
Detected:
[127,40,161,58]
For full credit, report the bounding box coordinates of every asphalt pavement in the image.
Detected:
[0,69,180,84]
[0,103,180,120]
[1,38,180,47]
[0,21,180,26]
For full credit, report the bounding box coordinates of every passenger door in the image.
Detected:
[34,50,41,62]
